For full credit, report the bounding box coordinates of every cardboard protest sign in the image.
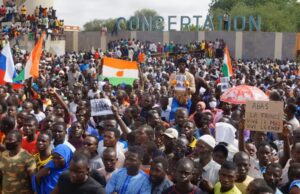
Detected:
[90,99,113,116]
[245,101,284,133]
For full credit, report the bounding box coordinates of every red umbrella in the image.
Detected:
[220,85,269,104]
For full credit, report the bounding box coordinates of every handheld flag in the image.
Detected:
[102,57,139,86]
[0,42,15,84]
[221,46,233,77]
[0,42,24,89]
[14,32,45,82]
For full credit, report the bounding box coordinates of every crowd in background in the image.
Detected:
[0,1,64,48]
[0,35,299,194]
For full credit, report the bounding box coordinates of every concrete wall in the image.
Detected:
[242,32,276,59]
[136,31,163,43]
[8,34,65,55]
[65,31,74,52]
[45,39,65,56]
[205,31,236,58]
[282,33,297,60]
[169,31,198,45]
[78,31,101,51]
[107,31,131,42]
[65,31,298,60]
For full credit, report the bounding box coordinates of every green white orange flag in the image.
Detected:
[102,57,139,85]
[221,46,233,77]
[13,32,45,82]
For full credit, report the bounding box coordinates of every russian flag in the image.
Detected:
[0,42,23,89]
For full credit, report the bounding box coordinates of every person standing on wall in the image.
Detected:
[223,12,229,31]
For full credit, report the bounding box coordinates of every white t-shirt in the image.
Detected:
[88,89,100,98]
[33,111,46,123]
[97,141,126,168]
[288,117,300,130]
[69,102,78,114]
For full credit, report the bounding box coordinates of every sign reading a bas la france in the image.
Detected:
[90,99,113,116]
[245,101,284,133]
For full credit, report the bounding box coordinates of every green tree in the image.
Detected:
[83,9,162,31]
[83,18,126,31]
[209,0,300,32]
[182,24,205,31]
[128,9,163,31]
[83,19,103,31]
[134,9,159,18]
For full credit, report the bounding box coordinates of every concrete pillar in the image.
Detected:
[73,31,78,52]
[274,32,283,60]
[100,32,107,52]
[163,31,169,44]
[197,31,205,42]
[235,32,243,59]
[45,34,51,51]
[131,31,137,40]
[297,33,300,58]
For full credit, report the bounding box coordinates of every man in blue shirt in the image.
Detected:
[105,146,151,194]
[150,157,173,194]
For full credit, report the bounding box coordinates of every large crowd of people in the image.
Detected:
[0,1,64,47]
[0,36,299,194]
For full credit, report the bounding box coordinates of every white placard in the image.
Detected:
[90,99,113,116]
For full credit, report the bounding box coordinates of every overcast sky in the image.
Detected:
[53,0,211,29]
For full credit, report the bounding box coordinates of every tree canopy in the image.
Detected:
[83,9,161,31]
[209,0,300,32]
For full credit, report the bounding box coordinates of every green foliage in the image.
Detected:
[128,9,162,31]
[209,0,300,32]
[182,24,205,31]
[83,9,161,31]
[83,18,127,32]
[83,19,103,31]
[133,9,159,18]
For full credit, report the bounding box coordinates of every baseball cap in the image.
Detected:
[163,128,178,139]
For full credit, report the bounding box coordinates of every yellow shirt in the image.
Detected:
[21,7,27,15]
[214,182,242,194]
[189,137,197,149]
[201,42,205,50]
[235,176,253,194]
[34,153,52,171]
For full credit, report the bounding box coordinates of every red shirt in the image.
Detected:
[0,7,6,16]
[94,52,100,59]
[21,136,38,154]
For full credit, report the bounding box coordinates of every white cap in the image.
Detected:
[199,135,216,149]
[164,128,178,139]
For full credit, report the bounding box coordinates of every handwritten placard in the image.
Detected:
[245,101,284,132]
[90,99,113,116]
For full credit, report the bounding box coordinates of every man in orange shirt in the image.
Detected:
[21,115,39,154]
[138,51,145,64]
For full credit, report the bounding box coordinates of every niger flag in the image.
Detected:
[102,57,139,86]
[13,32,45,82]
[221,46,233,77]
